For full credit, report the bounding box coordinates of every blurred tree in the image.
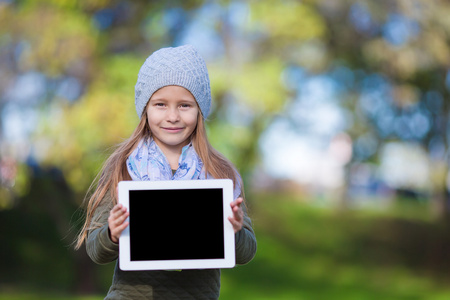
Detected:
[205,0,327,181]
[312,0,450,217]
[1,0,326,195]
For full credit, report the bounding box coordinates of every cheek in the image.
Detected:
[146,110,160,124]
[185,112,199,128]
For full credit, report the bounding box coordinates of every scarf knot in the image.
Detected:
[126,137,242,199]
[127,138,206,181]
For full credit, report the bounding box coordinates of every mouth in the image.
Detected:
[162,127,184,133]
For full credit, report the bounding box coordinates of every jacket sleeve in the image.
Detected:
[85,192,119,265]
[234,200,257,265]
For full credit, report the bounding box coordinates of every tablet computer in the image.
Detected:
[118,179,236,271]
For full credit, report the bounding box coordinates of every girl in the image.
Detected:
[75,45,257,299]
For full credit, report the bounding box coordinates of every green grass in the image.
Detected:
[3,193,450,299]
[0,290,102,300]
[220,193,450,300]
[0,296,101,300]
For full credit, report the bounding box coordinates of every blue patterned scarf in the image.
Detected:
[126,137,242,199]
[127,138,207,181]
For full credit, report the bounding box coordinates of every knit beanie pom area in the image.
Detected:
[134,45,212,119]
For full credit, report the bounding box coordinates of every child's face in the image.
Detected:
[146,85,199,153]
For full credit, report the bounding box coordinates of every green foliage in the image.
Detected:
[35,54,142,194]
[206,121,251,166]
[0,0,98,77]
[1,0,449,199]
[207,55,287,177]
[234,58,287,113]
[249,0,327,45]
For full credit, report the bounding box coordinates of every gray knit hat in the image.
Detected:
[135,45,211,119]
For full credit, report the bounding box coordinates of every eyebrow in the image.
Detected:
[149,98,196,102]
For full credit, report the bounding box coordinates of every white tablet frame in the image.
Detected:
[118,179,236,271]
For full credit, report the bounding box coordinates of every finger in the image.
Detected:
[228,216,243,233]
[231,200,243,214]
[114,203,124,210]
[112,221,129,241]
[108,206,127,228]
[111,217,128,232]
[230,197,243,209]
[111,205,127,219]
[115,211,129,226]
[110,204,123,217]
[234,211,243,223]
[227,216,236,226]
[114,221,129,234]
[111,210,129,226]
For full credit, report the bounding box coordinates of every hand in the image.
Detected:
[108,203,129,244]
[228,197,244,233]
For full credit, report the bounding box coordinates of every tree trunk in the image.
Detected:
[430,161,449,221]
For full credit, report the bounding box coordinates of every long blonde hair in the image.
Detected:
[74,108,243,250]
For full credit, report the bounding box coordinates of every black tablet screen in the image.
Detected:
[129,188,225,261]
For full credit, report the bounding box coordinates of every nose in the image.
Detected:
[166,107,180,123]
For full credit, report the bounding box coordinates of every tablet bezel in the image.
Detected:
[118,179,236,271]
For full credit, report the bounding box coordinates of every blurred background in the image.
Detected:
[1,0,450,299]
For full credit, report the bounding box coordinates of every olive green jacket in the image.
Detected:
[86,190,257,299]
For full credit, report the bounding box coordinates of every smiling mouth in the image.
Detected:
[162,127,184,132]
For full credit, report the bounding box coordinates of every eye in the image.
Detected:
[154,103,165,107]
[180,103,191,108]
